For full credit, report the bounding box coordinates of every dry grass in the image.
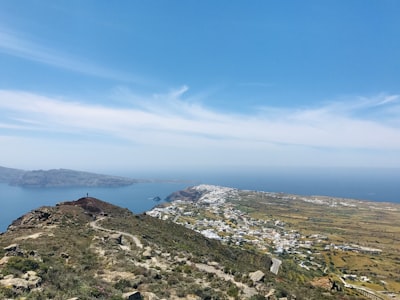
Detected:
[231,191,400,294]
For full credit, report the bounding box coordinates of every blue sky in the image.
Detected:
[0,1,400,173]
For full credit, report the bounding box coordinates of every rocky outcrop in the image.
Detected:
[0,271,41,291]
[123,290,142,300]
[109,233,123,245]
[165,187,204,202]
[249,270,265,283]
[61,197,130,217]
[3,243,24,257]
[142,247,152,259]
[7,208,56,230]
[142,292,160,300]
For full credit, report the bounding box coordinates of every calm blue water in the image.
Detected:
[126,167,399,203]
[0,182,189,232]
[1,168,399,232]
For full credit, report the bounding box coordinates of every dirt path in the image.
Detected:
[91,217,259,298]
[90,217,143,249]
[194,263,258,298]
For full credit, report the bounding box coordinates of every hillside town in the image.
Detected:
[147,185,398,300]
[149,185,382,266]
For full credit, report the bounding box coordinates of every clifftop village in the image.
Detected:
[147,185,395,300]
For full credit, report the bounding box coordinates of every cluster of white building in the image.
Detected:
[147,185,385,263]
[148,185,315,258]
[148,187,385,264]
[147,185,395,299]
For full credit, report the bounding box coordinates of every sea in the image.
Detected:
[1,167,399,232]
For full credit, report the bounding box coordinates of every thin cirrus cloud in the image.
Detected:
[0,89,400,151]
[239,82,275,88]
[375,95,398,106]
[0,28,144,84]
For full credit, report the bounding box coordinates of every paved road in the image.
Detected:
[338,277,386,300]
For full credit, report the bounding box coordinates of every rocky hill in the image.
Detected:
[0,166,144,187]
[0,195,356,300]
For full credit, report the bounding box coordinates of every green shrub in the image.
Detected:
[114,279,132,290]
[227,285,239,297]
[249,296,267,300]
[3,256,40,274]
[0,286,15,298]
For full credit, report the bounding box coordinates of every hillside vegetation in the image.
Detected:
[0,195,362,299]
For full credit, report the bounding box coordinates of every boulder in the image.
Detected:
[123,290,142,300]
[22,271,41,289]
[143,292,159,300]
[0,271,42,291]
[0,276,29,290]
[249,270,265,283]
[0,256,10,265]
[4,243,19,251]
[110,233,123,245]
[142,247,152,259]
[3,243,24,257]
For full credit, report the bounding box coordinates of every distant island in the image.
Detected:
[0,166,149,188]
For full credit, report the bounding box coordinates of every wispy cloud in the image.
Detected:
[1,89,400,152]
[375,94,399,106]
[0,28,144,84]
[239,82,275,88]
